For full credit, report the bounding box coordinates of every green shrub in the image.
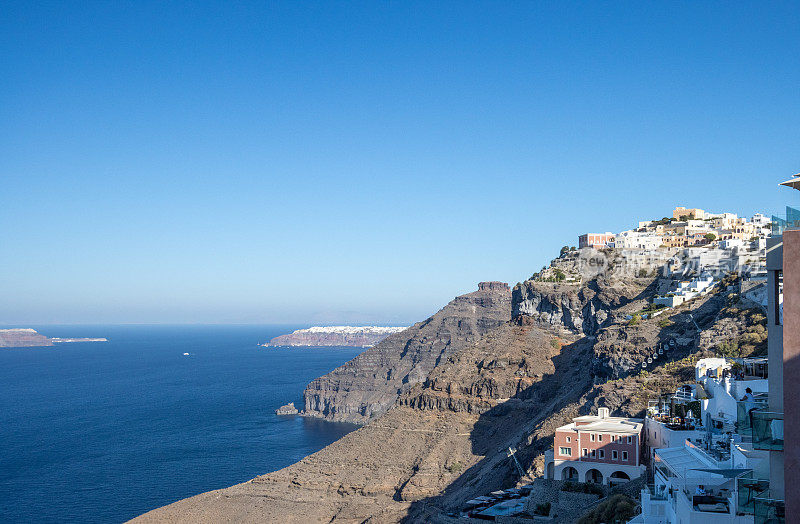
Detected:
[445,461,462,474]
[577,494,637,524]
[562,481,604,496]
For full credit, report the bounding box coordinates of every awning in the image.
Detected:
[780,175,800,191]
[690,468,752,478]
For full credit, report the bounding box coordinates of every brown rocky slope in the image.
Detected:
[133,253,764,523]
[302,281,513,423]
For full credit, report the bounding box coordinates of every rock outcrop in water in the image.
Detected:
[275,403,299,415]
[301,282,512,423]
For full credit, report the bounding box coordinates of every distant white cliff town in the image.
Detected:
[263,326,407,348]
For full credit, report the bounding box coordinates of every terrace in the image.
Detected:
[736,477,770,516]
[770,205,800,236]
[461,486,531,520]
[645,483,668,501]
[750,410,784,451]
[735,398,769,435]
[753,490,785,524]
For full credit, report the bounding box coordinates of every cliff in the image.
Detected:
[133,256,763,523]
[0,328,53,347]
[301,282,512,423]
[265,326,406,348]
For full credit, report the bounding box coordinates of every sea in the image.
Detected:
[0,325,362,523]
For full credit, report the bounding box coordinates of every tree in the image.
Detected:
[628,314,641,326]
[554,269,566,282]
[560,245,571,256]
[716,339,740,358]
[704,233,717,241]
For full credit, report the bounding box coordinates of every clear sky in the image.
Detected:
[1,2,798,325]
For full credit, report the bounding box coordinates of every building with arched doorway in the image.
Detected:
[544,408,645,485]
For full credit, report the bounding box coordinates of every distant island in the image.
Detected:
[262,326,407,348]
[0,328,107,348]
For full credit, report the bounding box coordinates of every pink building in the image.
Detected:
[578,232,615,249]
[544,408,645,485]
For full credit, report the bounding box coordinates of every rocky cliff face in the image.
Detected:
[302,283,513,423]
[134,259,760,524]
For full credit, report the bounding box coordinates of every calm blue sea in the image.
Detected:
[0,325,361,523]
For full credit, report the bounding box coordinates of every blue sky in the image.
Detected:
[1,2,798,325]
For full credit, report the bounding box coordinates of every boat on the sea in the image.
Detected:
[183,352,190,356]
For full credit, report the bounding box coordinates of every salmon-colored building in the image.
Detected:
[578,232,615,249]
[545,408,645,485]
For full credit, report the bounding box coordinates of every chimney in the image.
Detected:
[598,407,609,419]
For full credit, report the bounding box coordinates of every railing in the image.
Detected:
[686,491,731,514]
[736,400,769,434]
[645,484,668,501]
[751,410,784,450]
[673,390,694,402]
[655,462,675,480]
[737,477,769,515]
[754,490,785,524]
[772,206,800,236]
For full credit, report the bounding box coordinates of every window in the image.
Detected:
[598,450,605,459]
[559,447,572,456]
[610,435,615,442]
[591,449,596,458]
[627,436,633,444]
[566,436,571,443]
[598,434,603,442]
[612,450,618,460]
[583,448,588,457]
[590,433,595,442]
[622,451,629,461]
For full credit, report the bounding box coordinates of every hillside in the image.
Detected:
[302,281,513,423]
[132,250,765,523]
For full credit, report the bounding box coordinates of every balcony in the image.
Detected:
[751,410,784,451]
[645,484,667,501]
[754,490,785,524]
[771,206,800,235]
[737,477,769,515]
[736,399,768,435]
[684,490,732,515]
